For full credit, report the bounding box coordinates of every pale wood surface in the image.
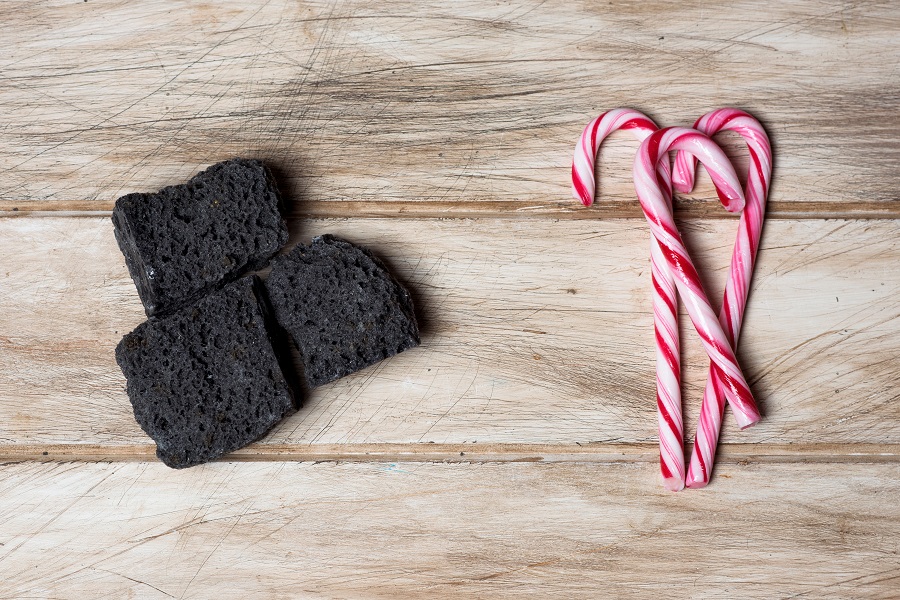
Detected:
[2,461,900,599]
[3,217,900,448]
[2,0,900,596]
[1,0,899,217]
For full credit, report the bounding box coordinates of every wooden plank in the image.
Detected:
[1,0,898,216]
[1,461,898,598]
[2,216,899,449]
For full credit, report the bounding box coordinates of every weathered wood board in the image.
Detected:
[2,217,899,449]
[3,461,900,599]
[1,0,898,217]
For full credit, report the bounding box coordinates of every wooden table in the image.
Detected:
[2,1,899,597]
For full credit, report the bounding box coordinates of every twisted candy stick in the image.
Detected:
[571,109,686,490]
[670,109,772,488]
[572,109,668,206]
[634,127,762,430]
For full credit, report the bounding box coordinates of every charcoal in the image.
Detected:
[265,235,420,387]
[115,275,296,468]
[112,158,288,317]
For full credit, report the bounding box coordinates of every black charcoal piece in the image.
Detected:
[115,275,296,469]
[112,158,289,317]
[265,235,420,387]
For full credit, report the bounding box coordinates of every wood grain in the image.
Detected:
[3,2,900,593]
[2,216,899,449]
[2,461,899,599]
[0,0,900,600]
[1,0,898,216]
[1,442,898,464]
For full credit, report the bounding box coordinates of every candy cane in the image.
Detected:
[634,127,762,430]
[572,109,686,490]
[670,110,772,488]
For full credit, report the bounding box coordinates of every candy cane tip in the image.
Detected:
[737,418,760,431]
[684,476,709,489]
[715,186,745,213]
[672,181,693,194]
[571,188,590,206]
[662,477,685,492]
[734,409,762,430]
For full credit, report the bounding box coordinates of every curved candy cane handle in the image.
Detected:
[572,109,667,206]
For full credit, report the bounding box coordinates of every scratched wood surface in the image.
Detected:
[2,0,900,597]
[2,461,900,599]
[2,217,900,450]
[1,0,899,217]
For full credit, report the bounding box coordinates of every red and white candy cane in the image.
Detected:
[571,109,686,490]
[670,109,772,488]
[634,127,762,430]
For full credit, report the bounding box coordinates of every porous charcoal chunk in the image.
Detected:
[265,235,419,387]
[115,275,296,468]
[112,158,288,317]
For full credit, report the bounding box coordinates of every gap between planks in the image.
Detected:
[1,443,898,464]
[3,200,900,220]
